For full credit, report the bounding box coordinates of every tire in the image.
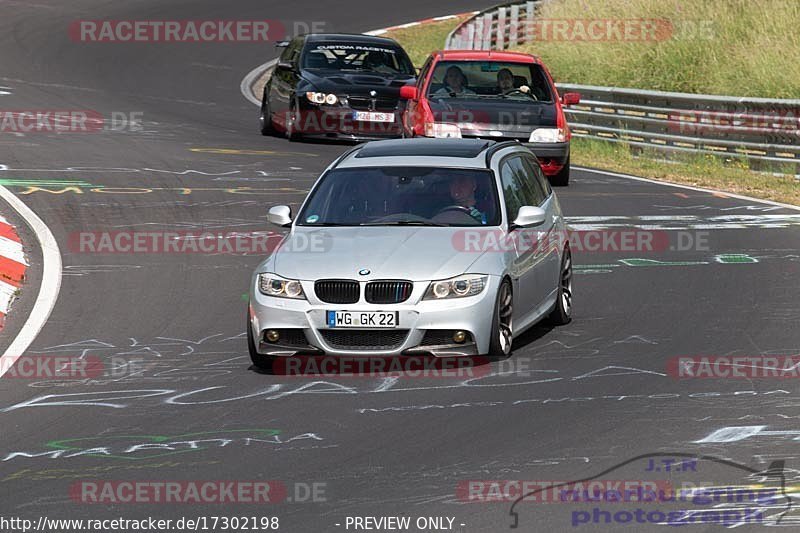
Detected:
[549,155,570,186]
[247,309,275,371]
[259,91,275,136]
[488,279,514,357]
[286,101,302,142]
[548,246,573,325]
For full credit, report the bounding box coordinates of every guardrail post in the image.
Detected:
[474,17,484,50]
[466,23,475,49]
[509,4,520,47]
[482,13,493,50]
[525,1,536,44]
[496,7,507,49]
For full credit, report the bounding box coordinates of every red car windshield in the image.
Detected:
[427,61,554,102]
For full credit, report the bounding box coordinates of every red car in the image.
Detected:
[399,50,579,186]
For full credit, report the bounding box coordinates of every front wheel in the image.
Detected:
[259,92,274,136]
[548,247,573,325]
[247,310,275,371]
[488,279,514,357]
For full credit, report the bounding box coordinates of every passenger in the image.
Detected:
[434,66,476,97]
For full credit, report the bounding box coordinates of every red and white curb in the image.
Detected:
[363,12,478,36]
[0,185,62,378]
[0,213,27,326]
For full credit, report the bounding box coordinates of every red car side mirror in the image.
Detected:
[562,92,581,106]
[400,85,418,100]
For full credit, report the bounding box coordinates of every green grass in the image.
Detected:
[384,16,471,67]
[514,0,800,98]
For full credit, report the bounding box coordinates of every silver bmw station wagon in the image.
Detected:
[247,138,572,369]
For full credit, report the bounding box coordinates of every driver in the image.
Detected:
[447,175,486,224]
[497,68,532,96]
[497,68,515,94]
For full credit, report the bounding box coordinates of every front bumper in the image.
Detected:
[249,276,501,357]
[293,107,402,140]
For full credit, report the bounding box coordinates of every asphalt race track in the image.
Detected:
[1,1,799,531]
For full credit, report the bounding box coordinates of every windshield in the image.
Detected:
[427,61,554,101]
[302,42,415,75]
[297,166,500,227]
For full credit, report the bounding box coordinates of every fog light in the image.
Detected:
[265,330,280,343]
[453,331,467,344]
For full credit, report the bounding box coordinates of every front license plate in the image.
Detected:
[353,111,395,123]
[327,311,399,328]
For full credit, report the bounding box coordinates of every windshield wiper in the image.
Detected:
[360,221,447,227]
[302,222,357,227]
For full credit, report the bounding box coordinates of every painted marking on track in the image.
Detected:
[714,254,759,264]
[674,192,689,199]
[567,214,800,230]
[619,258,708,267]
[190,148,318,157]
[0,185,62,378]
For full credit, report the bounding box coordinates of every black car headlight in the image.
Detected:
[306,92,338,105]
[258,274,306,299]
[423,275,488,300]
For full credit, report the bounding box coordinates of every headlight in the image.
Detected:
[423,275,487,300]
[259,274,306,299]
[424,122,462,138]
[305,92,338,105]
[529,127,566,143]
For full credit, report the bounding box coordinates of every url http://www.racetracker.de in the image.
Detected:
[1,516,281,532]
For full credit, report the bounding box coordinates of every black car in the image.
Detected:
[260,33,416,141]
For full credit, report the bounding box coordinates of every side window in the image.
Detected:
[418,58,433,90]
[500,157,538,222]
[522,156,551,202]
[507,156,544,206]
[285,37,303,65]
[500,160,523,222]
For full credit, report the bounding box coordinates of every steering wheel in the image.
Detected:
[504,89,537,100]
[436,205,473,216]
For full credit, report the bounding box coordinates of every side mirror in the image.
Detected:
[268,205,292,227]
[512,206,546,228]
[276,60,294,71]
[399,85,418,101]
[562,92,581,106]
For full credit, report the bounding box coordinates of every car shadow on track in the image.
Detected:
[246,322,559,375]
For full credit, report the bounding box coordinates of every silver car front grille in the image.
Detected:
[315,279,360,304]
[319,329,410,351]
[364,281,413,304]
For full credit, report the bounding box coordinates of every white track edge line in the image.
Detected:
[0,185,62,377]
[573,166,800,212]
[240,59,278,107]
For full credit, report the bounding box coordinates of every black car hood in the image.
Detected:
[429,98,558,133]
[301,69,415,96]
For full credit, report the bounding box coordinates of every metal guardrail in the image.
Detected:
[445,1,800,173]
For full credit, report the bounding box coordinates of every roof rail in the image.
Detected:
[331,143,366,168]
[484,140,521,167]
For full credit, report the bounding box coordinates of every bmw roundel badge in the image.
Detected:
[358,269,371,276]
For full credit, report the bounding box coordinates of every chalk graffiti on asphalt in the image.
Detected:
[2,429,325,462]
